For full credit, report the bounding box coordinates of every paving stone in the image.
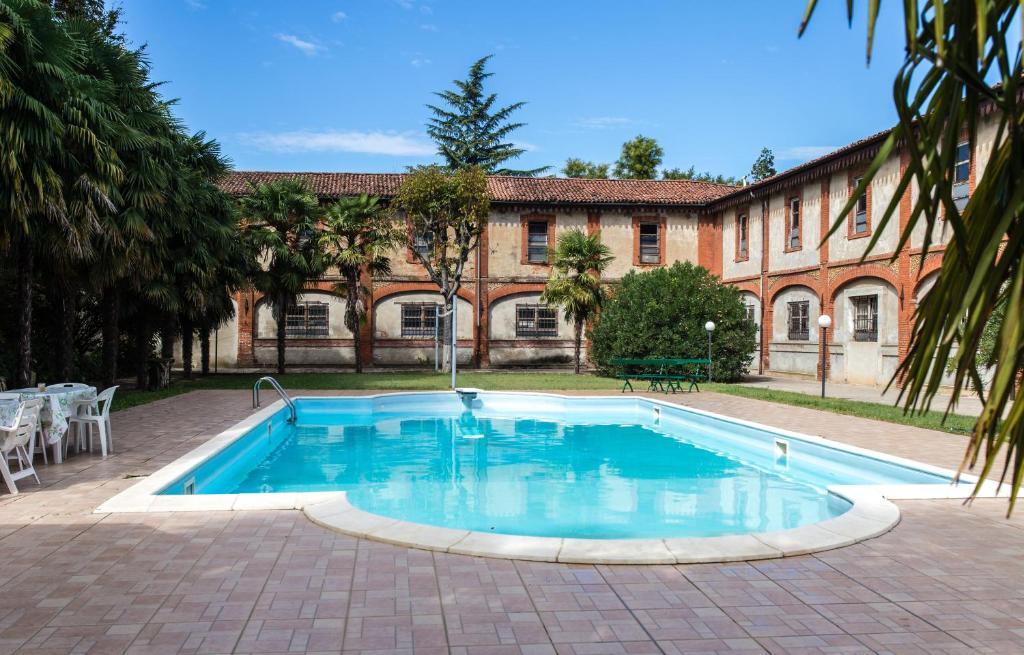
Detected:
[0,388,1018,654]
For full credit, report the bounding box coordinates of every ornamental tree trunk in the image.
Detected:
[101,287,120,389]
[573,317,584,375]
[442,294,454,374]
[134,315,150,390]
[51,281,76,382]
[181,314,194,380]
[199,326,211,376]
[160,317,176,359]
[276,291,288,375]
[14,236,34,388]
[345,275,362,373]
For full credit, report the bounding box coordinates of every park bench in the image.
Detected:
[608,358,710,394]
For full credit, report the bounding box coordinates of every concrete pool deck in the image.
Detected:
[0,389,1021,653]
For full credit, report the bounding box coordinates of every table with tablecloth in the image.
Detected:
[1,386,97,463]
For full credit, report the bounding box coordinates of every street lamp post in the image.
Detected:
[704,321,716,382]
[817,314,832,398]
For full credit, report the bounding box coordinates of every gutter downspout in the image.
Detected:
[758,197,768,376]
[475,243,482,368]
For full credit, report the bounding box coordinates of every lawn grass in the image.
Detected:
[703,383,976,435]
[110,371,622,411]
[111,370,977,435]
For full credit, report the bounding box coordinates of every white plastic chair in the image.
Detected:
[52,382,90,390]
[69,386,118,457]
[0,400,42,493]
[71,390,98,419]
[0,393,46,464]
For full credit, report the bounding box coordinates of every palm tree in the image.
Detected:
[164,132,249,380]
[0,1,122,386]
[75,27,177,389]
[800,2,1023,509]
[541,229,613,374]
[320,195,404,373]
[240,179,326,374]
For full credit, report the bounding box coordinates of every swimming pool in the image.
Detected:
[99,391,992,563]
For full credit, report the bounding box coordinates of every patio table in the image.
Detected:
[4,386,97,464]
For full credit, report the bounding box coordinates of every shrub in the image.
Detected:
[590,262,757,381]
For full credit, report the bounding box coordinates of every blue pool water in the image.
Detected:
[162,394,952,539]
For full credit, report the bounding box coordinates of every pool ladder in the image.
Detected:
[252,376,297,423]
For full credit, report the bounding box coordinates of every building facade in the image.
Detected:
[199,117,994,384]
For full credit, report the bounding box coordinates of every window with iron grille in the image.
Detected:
[952,141,970,211]
[412,228,434,258]
[788,198,801,249]
[285,302,329,338]
[639,222,660,263]
[744,304,756,322]
[852,295,878,342]
[401,303,438,338]
[516,304,558,338]
[527,221,549,263]
[853,177,869,234]
[737,213,748,257]
[787,301,809,340]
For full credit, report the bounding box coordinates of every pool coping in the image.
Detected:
[95,391,1007,564]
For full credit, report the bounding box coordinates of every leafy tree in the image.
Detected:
[562,158,610,179]
[541,229,613,374]
[590,262,757,381]
[426,55,545,176]
[749,147,776,181]
[613,135,664,179]
[320,195,404,373]
[662,166,739,185]
[240,180,326,375]
[392,165,490,372]
[802,2,1024,508]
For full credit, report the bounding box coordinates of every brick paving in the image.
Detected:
[0,389,1020,654]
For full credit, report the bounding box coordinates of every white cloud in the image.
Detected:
[275,34,324,56]
[420,23,439,31]
[184,0,206,8]
[395,0,415,8]
[331,11,347,22]
[410,57,432,67]
[573,116,635,130]
[516,141,539,152]
[780,145,838,161]
[238,130,435,157]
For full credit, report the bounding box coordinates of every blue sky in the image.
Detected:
[121,1,914,177]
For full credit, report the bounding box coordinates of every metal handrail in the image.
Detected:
[252,376,297,422]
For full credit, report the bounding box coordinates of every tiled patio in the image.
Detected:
[0,389,1021,655]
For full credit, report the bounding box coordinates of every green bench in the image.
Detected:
[608,358,710,393]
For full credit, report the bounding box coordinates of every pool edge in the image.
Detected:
[94,390,1005,564]
[297,485,902,564]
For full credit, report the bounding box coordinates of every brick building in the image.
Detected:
[199,116,994,384]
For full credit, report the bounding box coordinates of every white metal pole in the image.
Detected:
[451,295,458,389]
[434,305,440,373]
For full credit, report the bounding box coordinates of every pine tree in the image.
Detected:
[426,56,546,176]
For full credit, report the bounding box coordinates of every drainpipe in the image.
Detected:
[758,197,768,376]
[475,244,482,368]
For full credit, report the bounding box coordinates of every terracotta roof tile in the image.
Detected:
[219,171,737,207]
